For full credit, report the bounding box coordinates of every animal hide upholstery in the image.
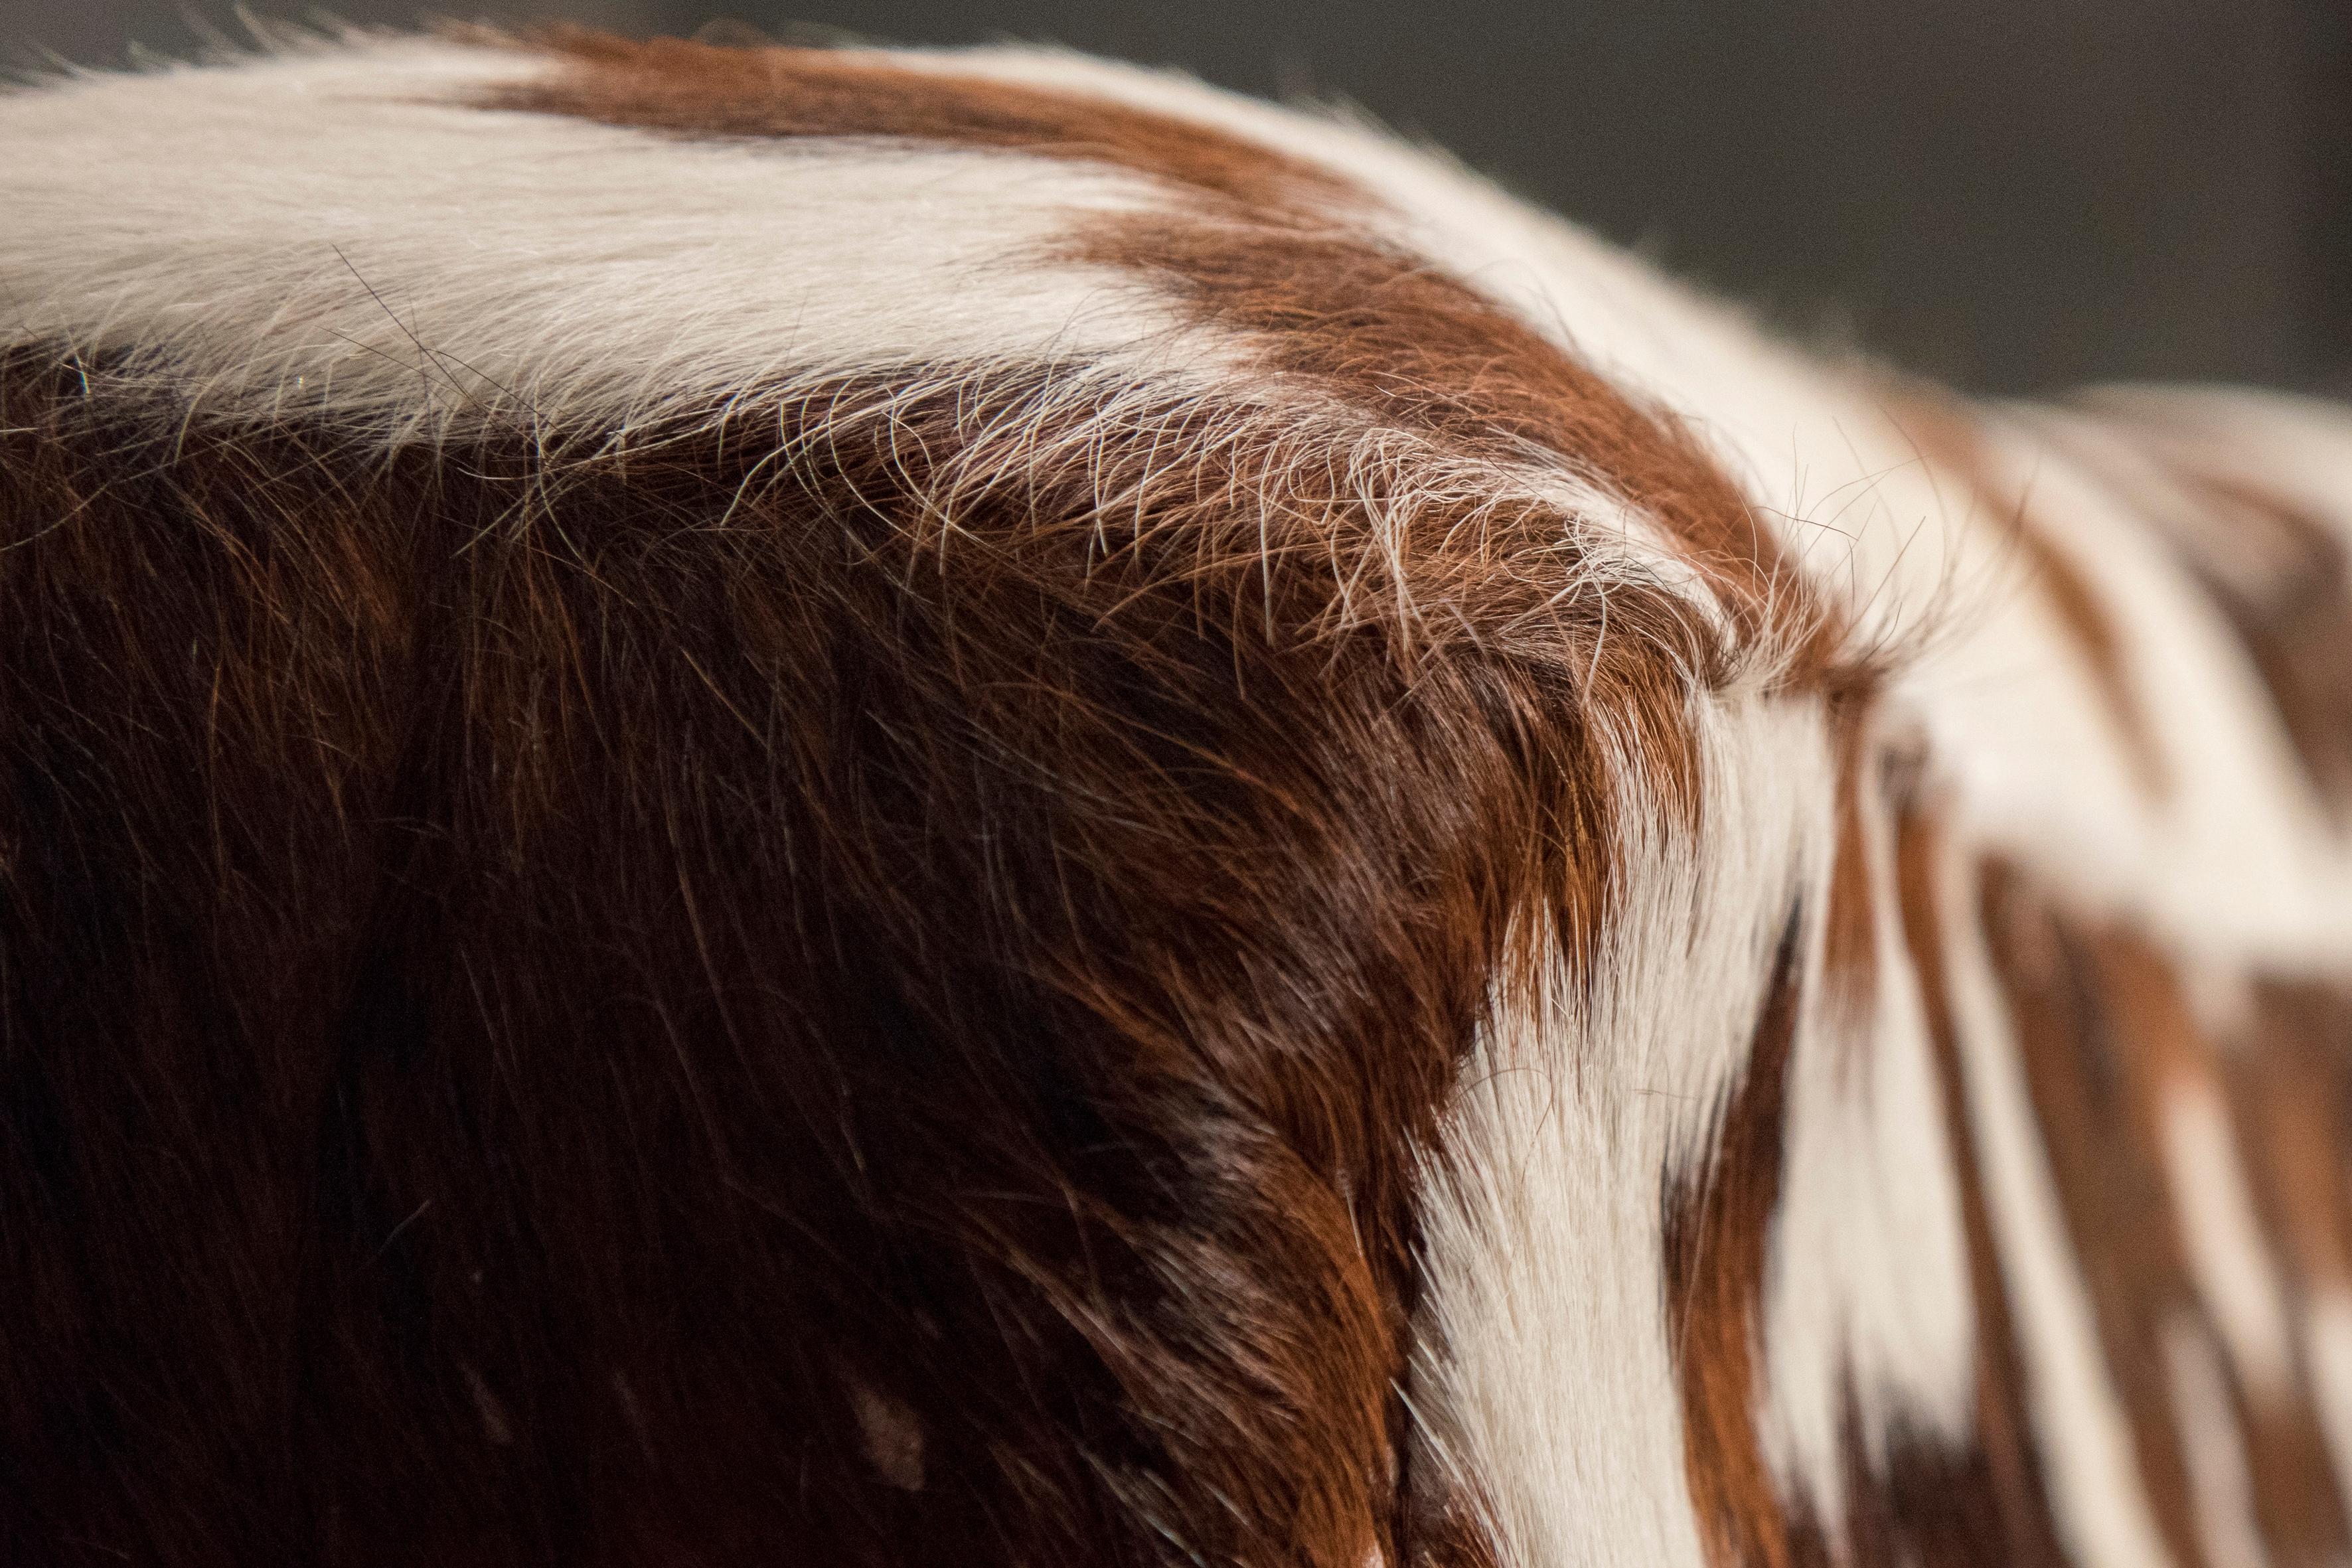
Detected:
[3,27,2352,1568]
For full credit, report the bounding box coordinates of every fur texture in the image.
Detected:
[4,26,2352,1568]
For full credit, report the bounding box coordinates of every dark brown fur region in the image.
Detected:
[0,316,1716,1562]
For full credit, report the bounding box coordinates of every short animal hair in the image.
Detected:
[4,27,2352,1568]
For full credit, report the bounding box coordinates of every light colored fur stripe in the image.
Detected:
[0,39,1190,430]
[1760,734,1977,1531]
[1411,694,1832,1568]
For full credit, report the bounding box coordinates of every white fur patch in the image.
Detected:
[0,39,1194,435]
[2165,1315,2276,1568]
[1761,749,1976,1528]
[1407,691,1831,1568]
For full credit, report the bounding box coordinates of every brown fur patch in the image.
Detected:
[1978,860,2214,1567]
[1662,904,1808,1568]
[480,29,1850,694]
[473,27,1351,209]
[2220,982,2352,1563]
[1978,862,2352,1568]
[1819,692,1884,1049]
[0,329,1728,1564]
[2231,984,2352,1295]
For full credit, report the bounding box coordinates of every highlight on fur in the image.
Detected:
[5,23,2352,1567]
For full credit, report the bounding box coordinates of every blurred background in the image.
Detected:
[3,0,2347,397]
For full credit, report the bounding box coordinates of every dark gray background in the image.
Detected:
[6,1,2347,396]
